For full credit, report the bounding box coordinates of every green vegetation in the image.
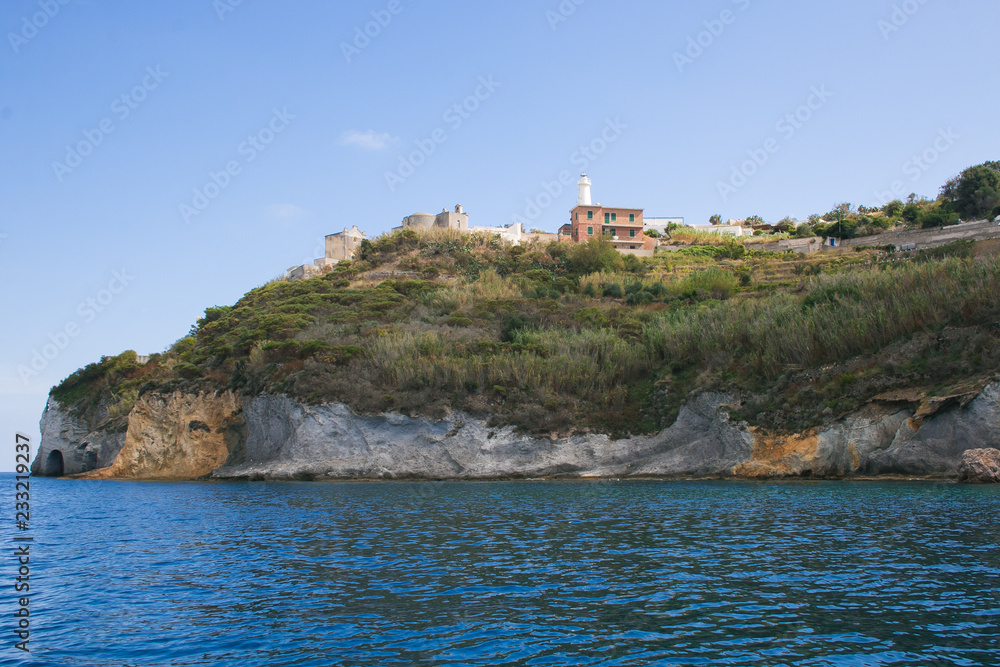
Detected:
[51,162,1000,438]
[51,350,145,431]
[942,161,1000,220]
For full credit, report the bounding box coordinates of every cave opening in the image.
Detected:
[44,450,64,477]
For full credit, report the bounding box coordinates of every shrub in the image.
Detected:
[298,340,332,358]
[567,238,625,276]
[574,307,609,326]
[174,362,203,379]
[674,267,738,300]
[602,283,624,299]
[626,291,654,306]
[524,269,553,284]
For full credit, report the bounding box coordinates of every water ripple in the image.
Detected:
[2,478,998,666]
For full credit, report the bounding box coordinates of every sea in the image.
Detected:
[2,477,998,666]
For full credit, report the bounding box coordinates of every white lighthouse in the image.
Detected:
[577,174,592,207]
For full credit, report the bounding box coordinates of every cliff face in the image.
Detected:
[33,383,1000,481]
[81,390,245,480]
[32,397,126,477]
[212,392,753,480]
[864,382,1000,476]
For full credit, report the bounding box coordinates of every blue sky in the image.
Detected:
[2,0,998,470]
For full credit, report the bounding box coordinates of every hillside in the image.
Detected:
[50,229,1000,447]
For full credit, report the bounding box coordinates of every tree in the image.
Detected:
[919,202,960,229]
[941,162,1000,219]
[882,200,904,218]
[745,215,765,226]
[566,238,624,276]
[709,214,723,225]
[902,202,922,224]
[775,217,795,233]
[793,223,816,238]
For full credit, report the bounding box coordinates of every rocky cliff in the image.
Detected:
[32,397,126,477]
[211,392,753,480]
[33,383,1000,482]
[78,390,245,480]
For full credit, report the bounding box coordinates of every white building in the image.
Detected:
[470,222,523,244]
[643,217,685,235]
[686,224,747,237]
[647,217,747,237]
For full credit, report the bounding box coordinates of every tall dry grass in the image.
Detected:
[645,257,1000,378]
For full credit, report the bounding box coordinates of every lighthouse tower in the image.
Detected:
[577,174,592,207]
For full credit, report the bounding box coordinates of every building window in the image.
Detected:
[630,229,636,238]
[604,213,610,223]
[587,211,593,220]
[629,214,635,222]
[611,213,617,221]
[588,226,594,235]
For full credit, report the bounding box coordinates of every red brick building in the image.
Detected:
[558,175,652,254]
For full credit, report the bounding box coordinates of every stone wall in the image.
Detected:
[841,219,1000,251]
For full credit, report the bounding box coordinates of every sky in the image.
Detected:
[1,0,998,470]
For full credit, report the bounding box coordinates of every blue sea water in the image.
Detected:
[2,477,998,666]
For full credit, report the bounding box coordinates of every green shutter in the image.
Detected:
[588,226,593,235]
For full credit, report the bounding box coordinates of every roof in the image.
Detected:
[570,204,643,212]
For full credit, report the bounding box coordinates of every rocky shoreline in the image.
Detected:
[31,381,1000,483]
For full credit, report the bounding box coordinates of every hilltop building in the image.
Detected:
[286,206,532,281]
[286,225,368,281]
[396,205,469,232]
[395,204,525,244]
[325,225,366,262]
[558,175,655,256]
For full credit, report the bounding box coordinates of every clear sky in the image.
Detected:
[2,0,998,470]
